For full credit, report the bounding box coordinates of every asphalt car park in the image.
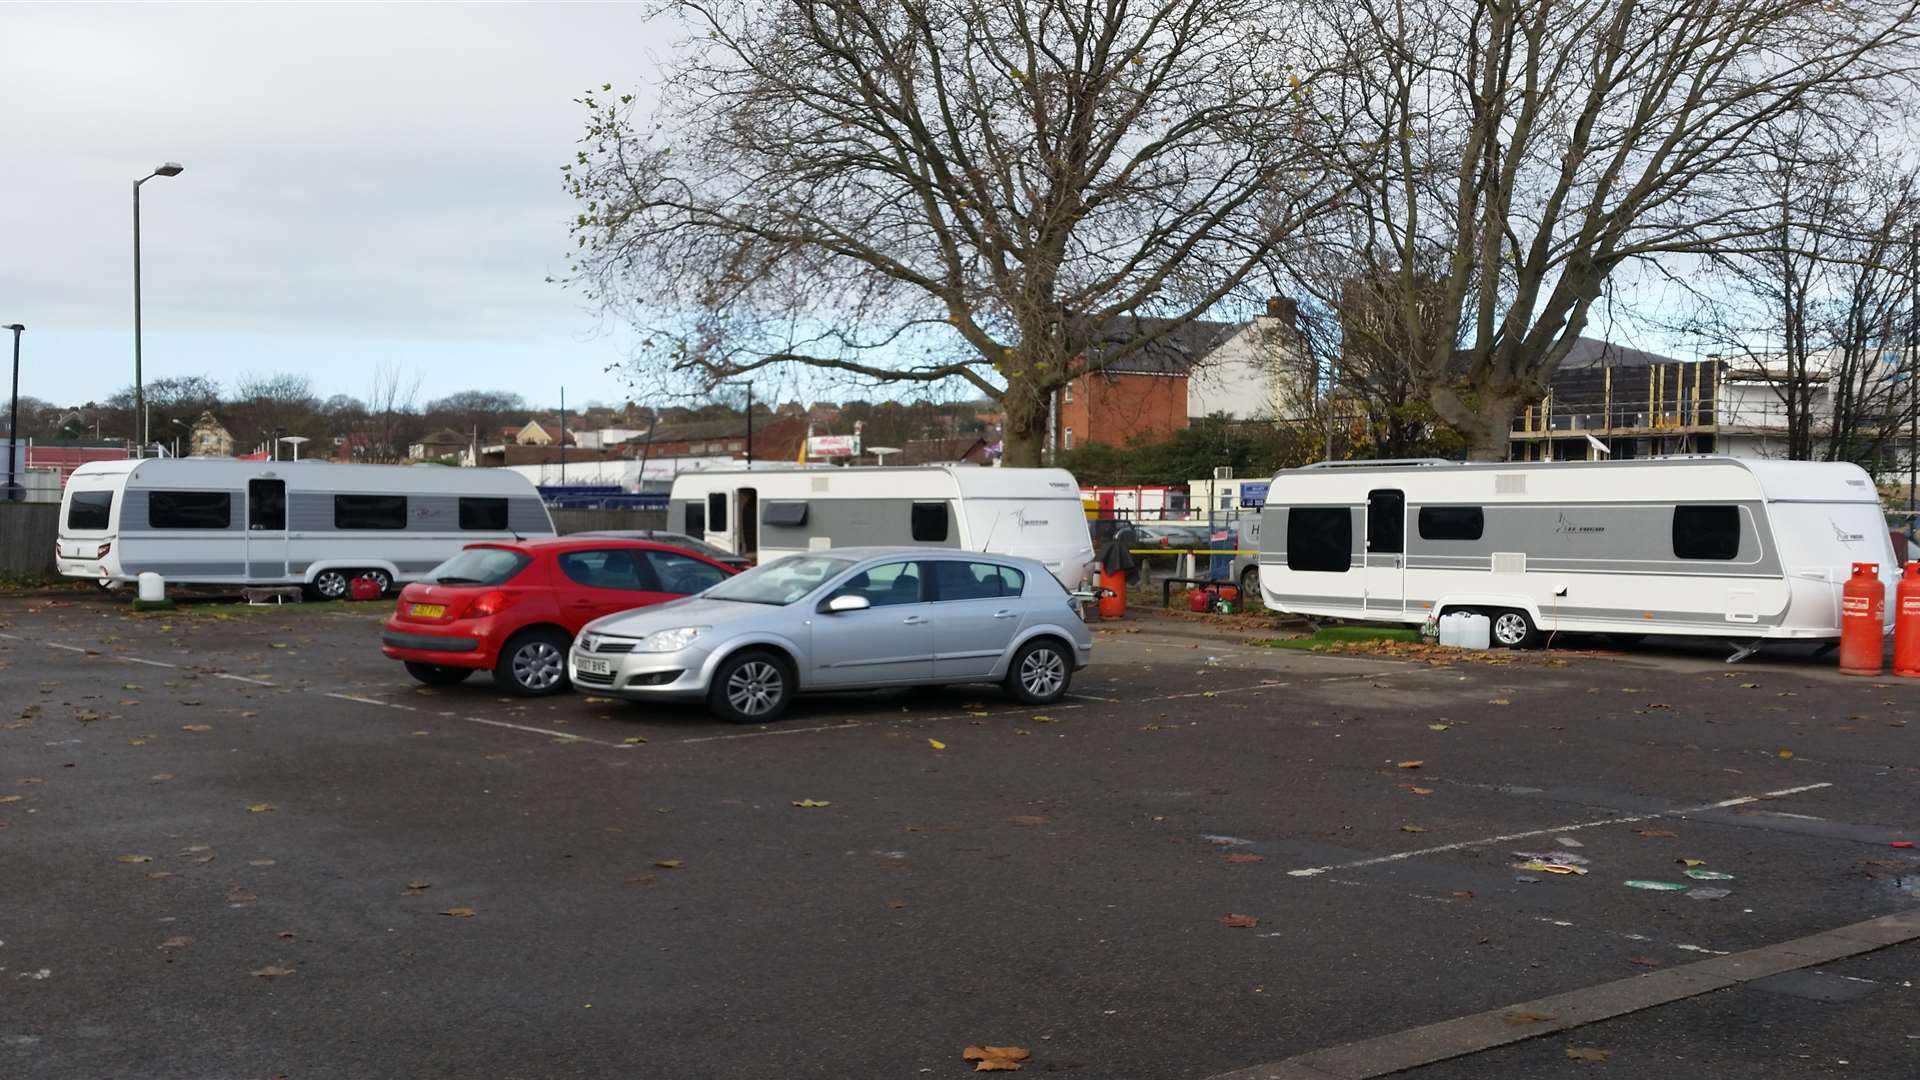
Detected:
[2,595,1916,1079]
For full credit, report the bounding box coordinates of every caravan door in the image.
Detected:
[1364,489,1405,617]
[246,479,289,580]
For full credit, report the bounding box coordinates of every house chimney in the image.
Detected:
[1265,296,1299,326]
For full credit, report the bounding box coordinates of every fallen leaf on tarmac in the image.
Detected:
[1566,1047,1609,1062]
[1409,787,1434,796]
[1739,683,1759,689]
[1647,703,1672,710]
[1502,1010,1557,1026]
[149,774,173,782]
[1224,853,1265,864]
[0,795,22,804]
[1007,815,1048,827]
[246,803,276,813]
[277,930,295,939]
[227,889,258,903]
[1396,760,1424,769]
[1636,829,1676,838]
[1031,715,1057,723]
[1451,890,1474,899]
[928,738,947,750]
[1677,858,1707,867]
[159,936,193,949]
[146,871,173,880]
[791,799,831,808]
[963,1045,1031,1072]
[654,859,683,869]
[115,854,153,863]
[181,724,213,733]
[1218,913,1260,928]
[441,907,478,918]
[128,738,148,746]
[582,696,616,705]
[411,730,431,737]
[1629,956,1661,967]
[248,859,276,867]
[967,710,991,718]
[1488,698,1511,706]
[886,898,909,909]
[1400,824,1426,833]
[1777,749,1793,759]
[622,737,646,745]
[1428,723,1450,731]
[251,965,295,978]
[76,710,100,722]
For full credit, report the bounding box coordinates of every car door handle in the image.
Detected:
[992,610,1017,619]
[902,616,929,626]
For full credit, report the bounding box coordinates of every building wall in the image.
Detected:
[0,502,60,579]
[1186,318,1313,421]
[1057,372,1188,449]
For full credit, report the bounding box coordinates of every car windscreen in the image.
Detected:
[426,547,532,586]
[705,554,853,605]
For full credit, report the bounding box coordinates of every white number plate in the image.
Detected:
[575,656,613,676]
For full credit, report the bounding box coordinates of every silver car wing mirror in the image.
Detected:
[821,593,871,614]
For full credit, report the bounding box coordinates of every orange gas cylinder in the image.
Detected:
[1894,562,1920,678]
[1838,561,1885,676]
[1097,568,1127,620]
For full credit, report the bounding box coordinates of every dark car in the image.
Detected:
[573,530,751,570]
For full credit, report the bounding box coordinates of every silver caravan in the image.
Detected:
[1253,457,1898,649]
[57,459,553,597]
[666,466,1097,588]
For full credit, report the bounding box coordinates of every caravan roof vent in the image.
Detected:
[1495,474,1526,494]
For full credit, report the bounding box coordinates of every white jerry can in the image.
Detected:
[1459,612,1492,650]
[1437,612,1462,647]
[137,572,165,603]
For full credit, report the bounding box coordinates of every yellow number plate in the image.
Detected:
[410,603,446,618]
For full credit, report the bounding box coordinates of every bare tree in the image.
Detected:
[563,0,1357,465]
[1305,0,1919,460]
[359,363,422,463]
[229,372,322,456]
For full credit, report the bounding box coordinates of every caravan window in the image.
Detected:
[1418,506,1484,541]
[1286,508,1351,572]
[335,494,408,530]
[149,491,231,530]
[707,492,729,534]
[763,500,808,527]
[67,491,113,530]
[685,501,706,537]
[458,497,510,531]
[1673,505,1740,560]
[911,501,950,542]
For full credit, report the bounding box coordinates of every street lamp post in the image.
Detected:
[134,162,184,451]
[5,323,23,502]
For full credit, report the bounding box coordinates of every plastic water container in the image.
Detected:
[1459,612,1492,650]
[1437,612,1462,647]
[137,573,165,603]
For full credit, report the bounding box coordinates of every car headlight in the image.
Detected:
[640,626,707,652]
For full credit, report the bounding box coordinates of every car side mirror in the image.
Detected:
[821,593,870,614]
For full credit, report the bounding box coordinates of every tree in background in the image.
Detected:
[227,372,323,456]
[1305,0,1919,460]
[562,0,1357,465]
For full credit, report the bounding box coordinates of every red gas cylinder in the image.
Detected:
[348,575,385,602]
[1894,562,1920,678]
[1838,562,1885,676]
[1188,585,1213,613]
[1097,568,1127,620]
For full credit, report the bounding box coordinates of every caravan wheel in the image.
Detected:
[1489,608,1543,649]
[309,569,351,600]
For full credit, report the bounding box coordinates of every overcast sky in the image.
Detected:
[1,2,674,410]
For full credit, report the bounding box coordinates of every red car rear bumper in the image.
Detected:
[381,618,496,669]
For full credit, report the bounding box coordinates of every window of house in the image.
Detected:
[707,492,729,534]
[67,491,113,530]
[334,494,408,530]
[684,501,706,537]
[1417,506,1485,541]
[1063,427,1074,450]
[1673,504,1741,560]
[1063,382,1074,403]
[149,491,231,529]
[911,501,950,542]
[458,497,510,531]
[1285,507,1351,572]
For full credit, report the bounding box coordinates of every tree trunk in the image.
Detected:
[1000,390,1050,467]
[1431,387,1520,462]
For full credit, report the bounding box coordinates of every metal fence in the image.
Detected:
[0,502,59,579]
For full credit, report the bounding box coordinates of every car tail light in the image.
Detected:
[467,590,514,618]
[96,543,112,560]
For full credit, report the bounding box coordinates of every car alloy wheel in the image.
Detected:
[313,570,349,599]
[1018,646,1067,699]
[725,660,784,718]
[512,640,565,692]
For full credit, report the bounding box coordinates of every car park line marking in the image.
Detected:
[1285,782,1833,878]
[120,656,179,668]
[43,641,88,653]
[316,691,634,748]
[1322,875,1733,956]
[213,673,275,686]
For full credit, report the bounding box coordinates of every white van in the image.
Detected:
[666,465,1097,588]
[57,459,553,597]
[1253,456,1898,650]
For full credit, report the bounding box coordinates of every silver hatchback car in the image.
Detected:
[567,547,1093,722]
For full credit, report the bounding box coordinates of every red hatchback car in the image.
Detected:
[381,537,738,696]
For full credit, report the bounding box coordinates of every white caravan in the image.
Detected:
[57,459,554,597]
[666,465,1097,588]
[1253,457,1898,651]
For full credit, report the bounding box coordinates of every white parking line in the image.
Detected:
[120,656,179,669]
[214,673,276,686]
[1286,782,1835,878]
